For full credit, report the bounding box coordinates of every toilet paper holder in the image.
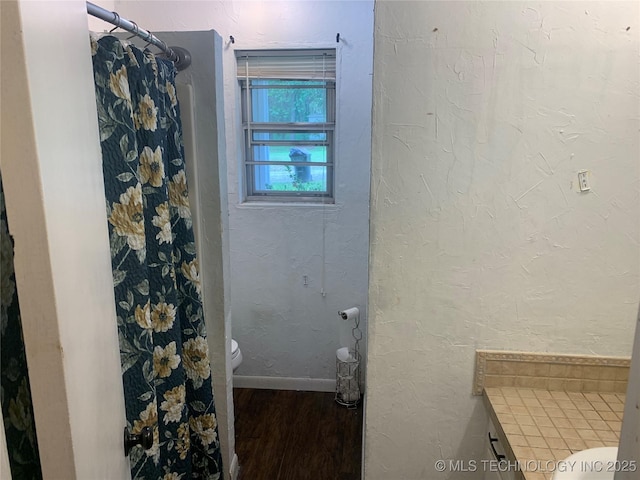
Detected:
[338,307,359,321]
[335,347,360,407]
[335,307,362,407]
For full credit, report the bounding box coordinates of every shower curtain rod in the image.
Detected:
[86,2,191,71]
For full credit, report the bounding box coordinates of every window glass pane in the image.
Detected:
[251,165,329,193]
[251,80,327,123]
[251,145,327,163]
[251,131,327,142]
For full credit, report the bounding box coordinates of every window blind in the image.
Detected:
[236,49,336,80]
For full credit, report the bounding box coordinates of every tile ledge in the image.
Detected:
[474,350,631,395]
[477,349,631,363]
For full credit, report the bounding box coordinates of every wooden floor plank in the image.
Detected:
[233,388,363,480]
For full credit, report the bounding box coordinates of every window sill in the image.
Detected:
[236,201,339,209]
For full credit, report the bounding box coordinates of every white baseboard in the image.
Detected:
[229,453,239,480]
[233,375,336,392]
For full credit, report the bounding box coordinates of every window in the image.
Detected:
[237,50,336,202]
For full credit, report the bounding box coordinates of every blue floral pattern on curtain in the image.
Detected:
[91,35,222,479]
[0,171,43,479]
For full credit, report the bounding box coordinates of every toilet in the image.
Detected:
[551,447,618,480]
[231,339,243,372]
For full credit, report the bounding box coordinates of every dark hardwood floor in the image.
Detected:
[233,388,363,480]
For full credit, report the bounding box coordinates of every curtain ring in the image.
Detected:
[143,31,159,50]
[125,21,139,39]
[108,12,120,33]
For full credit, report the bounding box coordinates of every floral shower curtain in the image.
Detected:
[0,172,43,479]
[91,35,223,479]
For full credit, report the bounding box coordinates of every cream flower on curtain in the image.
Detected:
[167,81,178,108]
[153,341,181,378]
[139,146,165,187]
[109,184,145,251]
[181,259,201,296]
[152,202,172,244]
[175,422,191,460]
[90,35,98,56]
[133,401,157,433]
[182,336,210,388]
[109,65,132,111]
[147,55,160,87]
[168,170,191,219]
[162,473,182,480]
[189,413,218,447]
[125,45,140,68]
[134,300,152,330]
[151,302,176,333]
[135,94,158,131]
[160,384,185,424]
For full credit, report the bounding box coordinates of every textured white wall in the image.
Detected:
[223,1,373,382]
[367,1,639,478]
[114,0,374,382]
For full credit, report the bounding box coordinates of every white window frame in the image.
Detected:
[237,49,336,203]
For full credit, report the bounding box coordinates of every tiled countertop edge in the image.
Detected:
[482,393,526,480]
